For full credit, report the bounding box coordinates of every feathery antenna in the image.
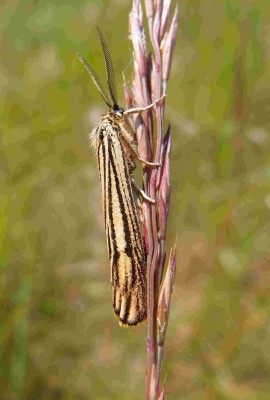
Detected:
[77,52,112,107]
[97,27,119,107]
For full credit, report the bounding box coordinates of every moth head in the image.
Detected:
[111,105,124,120]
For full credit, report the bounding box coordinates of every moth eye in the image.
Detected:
[115,109,124,118]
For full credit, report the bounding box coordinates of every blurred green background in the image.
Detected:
[2,0,270,399]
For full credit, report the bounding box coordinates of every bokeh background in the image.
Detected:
[2,0,270,399]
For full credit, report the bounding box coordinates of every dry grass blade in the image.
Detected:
[127,0,178,398]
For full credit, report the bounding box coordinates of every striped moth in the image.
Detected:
[78,27,161,327]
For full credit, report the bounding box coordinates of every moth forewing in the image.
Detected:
[90,117,147,326]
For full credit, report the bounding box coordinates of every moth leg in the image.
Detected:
[118,124,139,157]
[138,157,161,167]
[131,178,156,204]
[123,94,166,116]
[132,189,144,227]
[118,125,161,168]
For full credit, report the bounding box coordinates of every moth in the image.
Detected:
[78,27,161,327]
